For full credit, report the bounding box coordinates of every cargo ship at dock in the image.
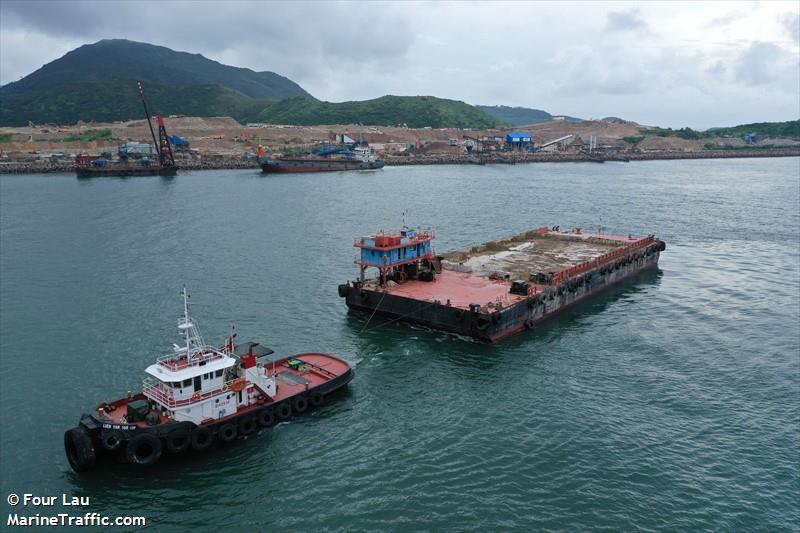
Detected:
[260,145,384,174]
[338,226,665,342]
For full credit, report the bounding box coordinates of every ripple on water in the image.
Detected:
[0,159,798,531]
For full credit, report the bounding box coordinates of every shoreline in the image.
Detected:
[0,148,798,175]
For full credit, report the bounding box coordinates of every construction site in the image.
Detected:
[1,116,798,173]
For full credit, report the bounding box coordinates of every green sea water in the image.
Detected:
[1,158,798,531]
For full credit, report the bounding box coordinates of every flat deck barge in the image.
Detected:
[339,226,665,342]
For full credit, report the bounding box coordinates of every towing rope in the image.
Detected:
[360,299,442,334]
[360,290,388,333]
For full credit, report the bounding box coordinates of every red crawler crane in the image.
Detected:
[137,81,175,168]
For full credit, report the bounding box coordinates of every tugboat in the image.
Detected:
[64,288,353,472]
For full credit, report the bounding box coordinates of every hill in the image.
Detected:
[0,39,309,126]
[476,105,583,126]
[705,120,800,139]
[258,96,505,128]
[640,120,800,141]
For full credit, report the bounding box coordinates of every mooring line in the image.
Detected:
[360,289,388,333]
[361,299,442,334]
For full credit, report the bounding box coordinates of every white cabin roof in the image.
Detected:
[145,355,236,382]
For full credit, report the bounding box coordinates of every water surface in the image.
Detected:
[1,158,798,531]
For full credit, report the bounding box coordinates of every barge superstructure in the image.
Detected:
[339,226,665,342]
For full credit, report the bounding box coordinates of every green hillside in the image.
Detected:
[706,120,800,139]
[641,120,799,140]
[476,105,582,126]
[0,39,309,126]
[258,96,505,128]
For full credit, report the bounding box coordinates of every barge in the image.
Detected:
[338,226,665,342]
[260,145,384,174]
[64,288,353,472]
[74,82,178,178]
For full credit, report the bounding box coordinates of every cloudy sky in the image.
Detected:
[1,0,798,128]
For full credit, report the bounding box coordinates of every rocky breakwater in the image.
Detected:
[0,156,260,174]
[385,147,800,166]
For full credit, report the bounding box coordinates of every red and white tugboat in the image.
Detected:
[64,288,353,472]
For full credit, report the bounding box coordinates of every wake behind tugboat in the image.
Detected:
[64,288,353,472]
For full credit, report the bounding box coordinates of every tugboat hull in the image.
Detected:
[65,353,353,472]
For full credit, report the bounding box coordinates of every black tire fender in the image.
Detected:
[165,426,190,453]
[276,402,292,421]
[64,427,96,472]
[218,423,237,443]
[309,391,324,408]
[359,290,369,301]
[338,284,349,298]
[455,308,465,320]
[475,316,490,331]
[257,409,275,427]
[126,433,162,467]
[100,429,124,451]
[293,395,308,414]
[190,426,213,451]
[239,416,257,436]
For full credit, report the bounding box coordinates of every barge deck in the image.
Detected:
[339,226,665,342]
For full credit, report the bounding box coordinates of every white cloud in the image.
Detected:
[1,0,798,128]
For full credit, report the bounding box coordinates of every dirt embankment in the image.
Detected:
[1,116,798,174]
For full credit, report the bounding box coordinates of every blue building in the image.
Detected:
[505,132,533,150]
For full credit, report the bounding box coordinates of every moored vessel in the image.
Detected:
[260,145,384,173]
[64,288,353,472]
[74,82,178,178]
[339,226,665,342]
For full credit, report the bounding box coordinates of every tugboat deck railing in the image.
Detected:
[143,375,244,408]
[155,346,228,371]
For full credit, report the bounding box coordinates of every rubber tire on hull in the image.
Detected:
[276,402,291,421]
[190,427,213,451]
[64,427,96,473]
[293,396,308,414]
[257,409,275,427]
[309,391,324,408]
[126,433,162,467]
[165,427,191,453]
[218,423,237,443]
[100,429,124,452]
[338,284,349,298]
[239,416,257,436]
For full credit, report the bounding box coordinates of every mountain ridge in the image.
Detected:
[0,39,309,126]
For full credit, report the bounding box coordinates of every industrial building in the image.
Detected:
[505,132,534,150]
